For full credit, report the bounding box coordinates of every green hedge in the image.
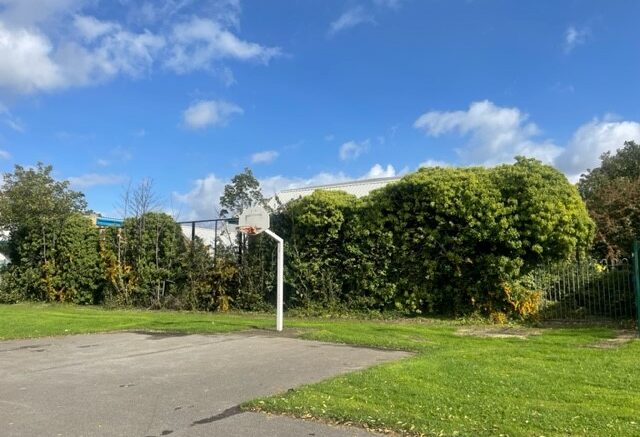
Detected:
[1,159,594,318]
[273,158,594,318]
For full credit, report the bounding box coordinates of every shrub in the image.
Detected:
[278,190,359,308]
[269,159,593,318]
[100,212,189,307]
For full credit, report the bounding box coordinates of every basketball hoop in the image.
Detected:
[237,205,284,332]
[237,225,259,235]
[237,206,269,235]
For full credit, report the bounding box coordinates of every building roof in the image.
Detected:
[270,176,402,207]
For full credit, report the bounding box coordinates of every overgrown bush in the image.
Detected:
[271,158,594,318]
[0,164,102,304]
[277,190,359,308]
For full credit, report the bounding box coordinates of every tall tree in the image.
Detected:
[219,168,265,217]
[0,163,87,261]
[0,163,101,302]
[578,141,640,258]
[219,168,269,307]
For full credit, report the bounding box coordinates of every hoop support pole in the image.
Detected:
[264,229,284,332]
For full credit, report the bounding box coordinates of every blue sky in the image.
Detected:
[0,0,639,219]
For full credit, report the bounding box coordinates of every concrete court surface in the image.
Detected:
[0,331,410,437]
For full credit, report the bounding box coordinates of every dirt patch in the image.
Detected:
[588,330,637,349]
[456,326,542,339]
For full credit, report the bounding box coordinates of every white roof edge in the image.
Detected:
[276,176,402,194]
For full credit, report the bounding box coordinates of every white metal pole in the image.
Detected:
[264,229,284,332]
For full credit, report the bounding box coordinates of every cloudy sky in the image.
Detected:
[0,0,639,219]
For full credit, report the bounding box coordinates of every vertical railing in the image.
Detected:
[533,257,636,322]
[633,241,640,334]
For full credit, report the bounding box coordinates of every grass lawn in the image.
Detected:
[1,304,639,436]
[0,303,273,339]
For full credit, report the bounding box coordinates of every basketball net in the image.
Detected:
[237,225,259,235]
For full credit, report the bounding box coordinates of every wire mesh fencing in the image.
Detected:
[178,218,239,258]
[532,258,637,321]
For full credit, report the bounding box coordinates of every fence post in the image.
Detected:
[633,241,640,335]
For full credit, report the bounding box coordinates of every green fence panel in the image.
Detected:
[633,241,640,334]
[533,257,636,322]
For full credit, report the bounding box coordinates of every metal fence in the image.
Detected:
[532,258,637,321]
[178,218,239,258]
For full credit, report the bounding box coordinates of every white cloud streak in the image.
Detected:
[0,102,24,131]
[67,173,126,188]
[0,149,11,159]
[339,139,369,160]
[182,99,243,130]
[251,150,279,164]
[328,6,375,36]
[373,0,404,8]
[564,26,589,53]
[165,17,281,73]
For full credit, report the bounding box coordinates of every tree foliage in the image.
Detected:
[278,190,360,308]
[219,167,265,217]
[577,141,640,258]
[0,164,101,303]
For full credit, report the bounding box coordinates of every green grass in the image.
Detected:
[0,303,273,339]
[2,304,639,436]
[256,322,640,436]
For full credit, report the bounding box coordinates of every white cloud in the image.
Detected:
[0,2,279,95]
[128,0,242,29]
[564,26,589,53]
[111,146,133,162]
[328,6,375,36]
[183,99,243,129]
[3,117,24,132]
[414,100,562,165]
[73,14,118,41]
[324,134,335,141]
[251,150,279,164]
[0,17,165,94]
[414,100,640,182]
[0,103,24,131]
[96,146,133,167]
[0,149,11,159]
[339,139,369,160]
[555,118,640,181]
[165,17,281,73]
[373,0,404,8]
[67,173,126,188]
[419,159,450,168]
[0,21,65,94]
[172,173,227,220]
[0,0,86,26]
[362,163,396,178]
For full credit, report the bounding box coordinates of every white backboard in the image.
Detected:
[238,206,270,234]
